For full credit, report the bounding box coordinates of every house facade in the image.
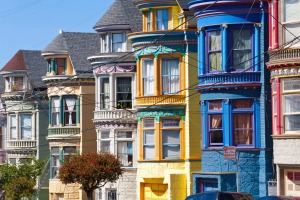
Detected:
[189,0,273,198]
[88,0,142,199]
[0,50,49,199]
[41,32,99,200]
[128,0,200,199]
[266,0,300,196]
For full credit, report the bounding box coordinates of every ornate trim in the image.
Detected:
[135,45,185,59]
[137,109,185,123]
[95,122,137,129]
[94,65,136,74]
[270,67,300,78]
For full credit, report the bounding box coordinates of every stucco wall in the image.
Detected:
[273,138,300,164]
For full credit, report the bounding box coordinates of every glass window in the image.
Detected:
[142,59,154,96]
[20,114,32,139]
[208,101,223,146]
[143,119,155,160]
[100,77,110,110]
[283,0,300,45]
[116,77,132,109]
[51,147,60,179]
[117,131,133,167]
[232,29,252,70]
[100,131,111,153]
[156,9,168,30]
[107,189,117,200]
[162,59,180,94]
[112,33,125,52]
[13,77,23,91]
[232,100,253,145]
[9,158,16,165]
[146,11,151,31]
[64,98,76,126]
[208,31,222,71]
[162,119,180,159]
[283,79,300,91]
[101,34,109,53]
[284,95,300,132]
[56,58,65,75]
[10,115,17,140]
[52,98,60,126]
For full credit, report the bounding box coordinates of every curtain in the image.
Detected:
[233,29,251,70]
[21,115,32,139]
[209,31,222,71]
[156,9,168,30]
[65,98,76,125]
[162,59,179,94]
[163,130,180,159]
[144,130,155,160]
[10,115,17,139]
[233,113,253,145]
[209,101,222,110]
[52,98,60,126]
[143,60,154,95]
[210,114,223,144]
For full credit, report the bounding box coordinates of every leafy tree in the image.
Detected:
[0,158,45,199]
[58,152,124,200]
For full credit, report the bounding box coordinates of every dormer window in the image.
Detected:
[156,9,168,30]
[100,33,127,53]
[5,76,24,92]
[47,58,66,75]
[144,8,169,31]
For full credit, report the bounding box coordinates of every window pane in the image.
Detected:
[163,130,180,159]
[284,79,300,91]
[144,146,155,160]
[285,115,300,131]
[156,9,168,30]
[64,98,76,126]
[143,60,154,96]
[162,119,180,128]
[143,119,154,128]
[112,33,124,52]
[107,190,117,200]
[57,58,65,75]
[209,31,221,71]
[52,98,60,126]
[284,0,300,22]
[101,131,110,139]
[144,130,155,144]
[209,31,221,51]
[284,95,300,113]
[147,11,151,31]
[284,24,300,45]
[162,59,179,94]
[100,78,110,110]
[144,130,154,160]
[233,29,252,70]
[13,77,23,91]
[101,141,110,153]
[21,114,32,139]
[233,100,252,109]
[116,77,132,109]
[208,101,222,110]
[117,131,132,138]
[209,114,223,145]
[117,141,133,167]
[10,115,17,140]
[233,113,253,145]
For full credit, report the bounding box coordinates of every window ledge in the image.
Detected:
[272,134,300,139]
[138,159,184,163]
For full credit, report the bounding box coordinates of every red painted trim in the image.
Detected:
[268,2,273,50]
[274,0,279,48]
[276,78,281,135]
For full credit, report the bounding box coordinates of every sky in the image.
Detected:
[0,0,114,68]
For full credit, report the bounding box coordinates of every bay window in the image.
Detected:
[208,101,223,146]
[142,59,154,96]
[283,0,300,46]
[143,119,155,160]
[100,32,127,53]
[5,76,25,92]
[116,77,132,109]
[162,59,179,94]
[208,31,222,72]
[100,77,110,110]
[284,95,300,132]
[156,9,168,30]
[9,113,32,140]
[232,29,252,70]
[162,119,180,159]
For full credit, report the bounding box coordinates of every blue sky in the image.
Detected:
[0,0,114,68]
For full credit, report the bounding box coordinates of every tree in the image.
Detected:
[58,152,124,200]
[0,158,45,200]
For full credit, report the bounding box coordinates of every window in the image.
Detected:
[51,147,60,179]
[21,114,32,139]
[47,58,66,75]
[162,119,180,159]
[232,100,253,146]
[112,33,126,52]
[143,119,155,160]
[146,11,152,31]
[117,131,133,167]
[199,179,219,192]
[208,101,223,146]
[232,29,252,70]
[100,131,111,153]
[142,59,154,96]
[101,34,109,53]
[9,158,16,165]
[285,170,300,195]
[63,98,76,126]
[50,96,78,127]
[9,114,32,140]
[63,146,77,161]
[208,31,222,71]
[116,77,132,109]
[283,0,300,46]
[107,189,117,200]
[156,9,168,30]
[162,59,179,94]
[100,77,110,110]
[13,77,23,91]
[284,95,300,132]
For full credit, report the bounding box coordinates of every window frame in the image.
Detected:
[9,113,32,140]
[143,119,155,160]
[207,101,223,147]
[47,58,66,75]
[156,9,169,30]
[20,114,32,140]
[142,59,155,96]
[99,76,110,110]
[116,131,133,167]
[10,114,17,140]
[100,131,111,153]
[116,76,132,109]
[161,118,181,159]
[207,30,222,72]
[63,97,77,126]
[162,58,180,94]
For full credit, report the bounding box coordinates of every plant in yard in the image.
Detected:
[58,152,124,200]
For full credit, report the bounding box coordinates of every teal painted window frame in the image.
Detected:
[46,58,66,75]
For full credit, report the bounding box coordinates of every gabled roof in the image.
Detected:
[93,0,142,33]
[42,32,100,72]
[1,50,47,89]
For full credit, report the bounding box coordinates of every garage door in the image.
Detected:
[144,183,168,200]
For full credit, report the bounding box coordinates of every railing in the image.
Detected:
[136,95,186,105]
[198,72,261,85]
[269,49,300,63]
[6,140,37,148]
[48,127,80,136]
[94,110,137,121]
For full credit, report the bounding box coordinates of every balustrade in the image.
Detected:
[94,110,137,121]
[7,140,37,148]
[136,95,186,105]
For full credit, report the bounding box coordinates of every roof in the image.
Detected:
[177,0,191,10]
[42,32,100,72]
[93,0,142,33]
[1,50,47,89]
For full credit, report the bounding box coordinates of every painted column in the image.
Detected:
[221,24,228,72]
[223,99,231,146]
[199,28,205,75]
[254,23,261,71]
[110,74,114,110]
[201,101,208,149]
[274,0,279,48]
[276,78,281,135]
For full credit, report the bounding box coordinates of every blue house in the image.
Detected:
[189,0,273,198]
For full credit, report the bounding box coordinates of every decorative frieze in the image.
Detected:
[270,67,300,78]
[137,109,185,123]
[94,65,136,74]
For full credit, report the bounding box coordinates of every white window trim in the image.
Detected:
[8,113,34,140]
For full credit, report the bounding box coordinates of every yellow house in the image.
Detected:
[41,31,99,200]
[128,0,201,199]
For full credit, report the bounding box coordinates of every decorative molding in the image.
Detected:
[270,67,300,78]
[137,109,185,122]
[94,65,136,74]
[6,104,35,111]
[95,122,137,129]
[135,45,185,59]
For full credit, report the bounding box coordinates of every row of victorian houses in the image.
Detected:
[0,0,299,199]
